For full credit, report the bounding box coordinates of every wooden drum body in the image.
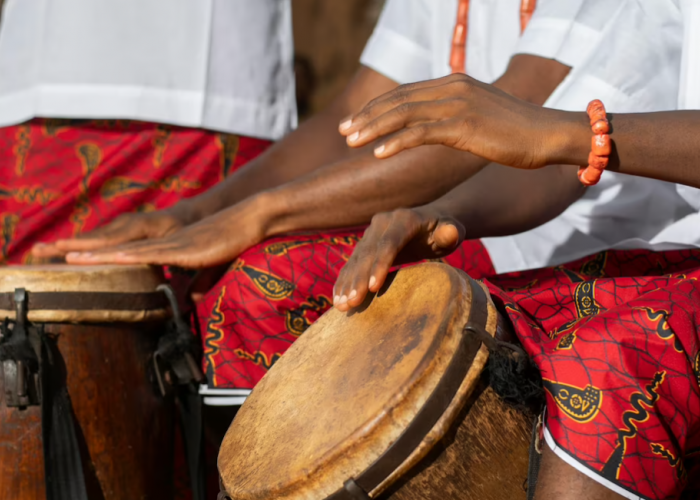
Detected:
[219,263,532,500]
[0,265,174,500]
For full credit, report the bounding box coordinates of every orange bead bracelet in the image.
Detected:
[578,100,610,186]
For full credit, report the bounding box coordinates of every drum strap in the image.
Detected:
[40,333,90,500]
[324,277,490,500]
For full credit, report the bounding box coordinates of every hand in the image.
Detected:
[333,207,464,312]
[32,205,194,258]
[63,200,266,268]
[338,73,573,169]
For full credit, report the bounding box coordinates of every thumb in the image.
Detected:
[432,220,464,252]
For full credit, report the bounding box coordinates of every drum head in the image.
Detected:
[0,264,169,322]
[219,263,498,500]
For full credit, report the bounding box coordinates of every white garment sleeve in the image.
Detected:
[515,0,627,69]
[360,0,433,85]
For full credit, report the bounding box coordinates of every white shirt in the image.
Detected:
[362,0,690,273]
[0,0,297,140]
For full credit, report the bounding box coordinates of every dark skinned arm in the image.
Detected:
[339,72,700,188]
[61,55,571,267]
[333,163,583,310]
[34,66,398,256]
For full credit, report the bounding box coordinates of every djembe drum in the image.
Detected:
[0,265,175,500]
[218,263,533,500]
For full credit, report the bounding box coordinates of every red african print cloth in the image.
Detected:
[195,233,495,388]
[485,250,700,500]
[0,118,270,264]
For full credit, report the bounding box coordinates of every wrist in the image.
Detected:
[164,199,201,226]
[544,111,591,167]
[248,190,285,240]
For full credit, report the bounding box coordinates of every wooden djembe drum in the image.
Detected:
[0,265,175,500]
[218,263,533,500]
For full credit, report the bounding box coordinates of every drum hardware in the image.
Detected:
[1,289,41,408]
[1,288,90,500]
[0,265,175,500]
[153,283,207,500]
[153,284,205,397]
[525,412,545,500]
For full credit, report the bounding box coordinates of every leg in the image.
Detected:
[534,446,623,500]
[197,229,362,388]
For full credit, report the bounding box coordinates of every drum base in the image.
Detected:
[0,322,174,500]
[383,384,532,500]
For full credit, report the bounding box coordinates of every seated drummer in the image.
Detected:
[332,6,700,500]
[32,0,685,391]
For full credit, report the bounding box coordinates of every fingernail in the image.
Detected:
[334,295,340,305]
[374,145,386,156]
[348,132,360,143]
[369,276,377,289]
[339,120,352,132]
[349,290,357,300]
[339,295,348,305]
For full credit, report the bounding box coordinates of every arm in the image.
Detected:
[339,73,700,189]
[63,55,572,267]
[176,67,399,223]
[332,163,582,310]
[34,66,398,256]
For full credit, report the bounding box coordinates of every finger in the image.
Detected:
[339,78,462,135]
[336,248,378,311]
[65,240,179,265]
[373,120,467,159]
[31,242,67,258]
[54,224,145,253]
[431,222,463,252]
[334,237,382,311]
[334,220,393,311]
[365,217,421,295]
[345,100,455,149]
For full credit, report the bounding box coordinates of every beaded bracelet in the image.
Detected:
[578,99,610,186]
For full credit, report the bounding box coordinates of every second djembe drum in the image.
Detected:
[0,265,174,500]
[218,263,533,500]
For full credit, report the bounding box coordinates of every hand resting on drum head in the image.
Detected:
[32,198,265,269]
[334,207,463,311]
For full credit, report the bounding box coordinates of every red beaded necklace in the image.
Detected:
[450,0,538,74]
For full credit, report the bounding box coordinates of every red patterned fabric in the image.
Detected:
[0,118,270,264]
[485,250,700,500]
[196,232,495,388]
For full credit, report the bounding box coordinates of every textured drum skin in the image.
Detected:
[219,263,532,500]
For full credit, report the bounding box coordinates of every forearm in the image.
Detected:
[176,106,355,223]
[553,111,700,189]
[259,145,486,236]
[175,67,399,223]
[252,55,573,238]
[426,163,584,239]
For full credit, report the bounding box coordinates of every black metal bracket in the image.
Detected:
[1,289,42,408]
[152,285,205,397]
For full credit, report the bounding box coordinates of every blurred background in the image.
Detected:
[292,0,386,119]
